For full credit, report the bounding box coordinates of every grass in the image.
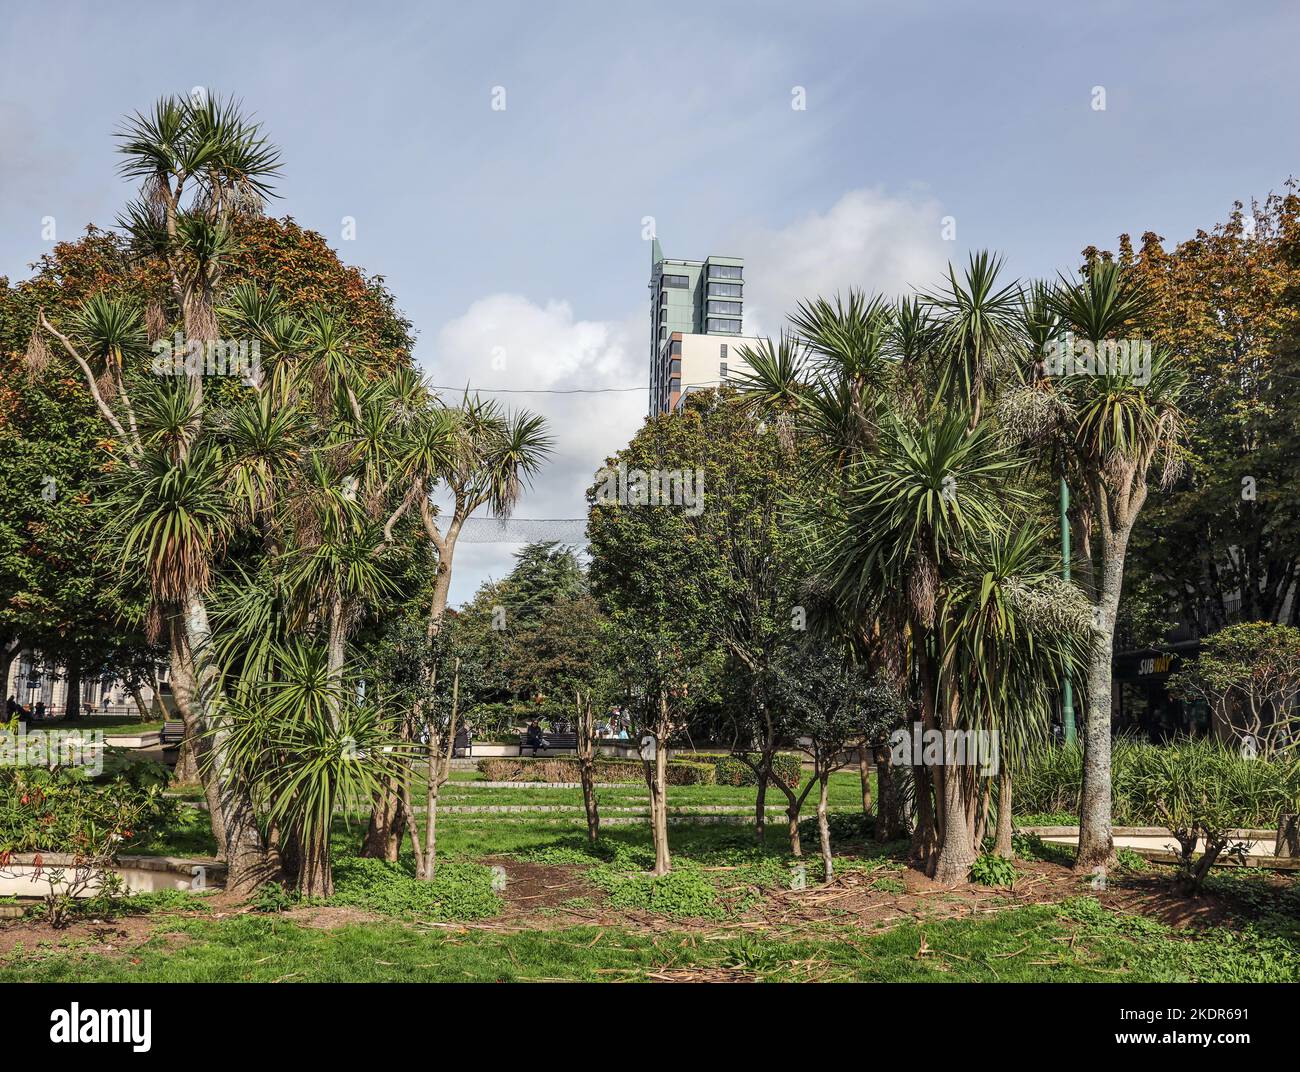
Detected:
[24,716,164,734]
[4,896,1296,982]
[13,769,1297,983]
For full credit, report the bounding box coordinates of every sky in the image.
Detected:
[2,0,1297,605]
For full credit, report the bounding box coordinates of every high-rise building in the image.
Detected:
[648,238,761,414]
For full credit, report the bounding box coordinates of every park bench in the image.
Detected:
[160,721,185,747]
[518,732,578,754]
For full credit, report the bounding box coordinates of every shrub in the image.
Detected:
[666,761,717,786]
[798,812,872,843]
[970,853,1017,887]
[707,752,803,789]
[1015,737,1292,830]
[1121,738,1291,894]
[477,756,716,785]
[329,855,502,920]
[94,749,171,791]
[0,765,177,855]
[590,864,723,919]
[250,881,298,913]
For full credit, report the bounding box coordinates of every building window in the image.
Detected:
[720,344,727,359]
[706,318,740,333]
[670,340,682,356]
[662,274,690,288]
[659,326,667,339]
[719,361,728,380]
[670,359,681,375]
[708,282,742,297]
[707,264,742,280]
[707,300,742,315]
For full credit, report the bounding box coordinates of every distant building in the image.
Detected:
[648,238,761,414]
[2,651,170,719]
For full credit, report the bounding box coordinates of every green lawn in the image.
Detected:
[20,770,1298,983]
[3,899,1294,982]
[26,716,163,734]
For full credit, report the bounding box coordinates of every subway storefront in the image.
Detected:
[1111,642,1209,742]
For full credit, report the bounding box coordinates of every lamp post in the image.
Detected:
[1060,477,1077,743]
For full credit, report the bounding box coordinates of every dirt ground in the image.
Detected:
[0,849,1277,959]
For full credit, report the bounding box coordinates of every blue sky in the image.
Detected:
[3,0,1297,603]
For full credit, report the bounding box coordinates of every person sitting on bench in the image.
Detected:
[525,720,549,756]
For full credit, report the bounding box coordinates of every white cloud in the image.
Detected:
[424,187,949,606]
[735,187,950,337]
[421,295,646,606]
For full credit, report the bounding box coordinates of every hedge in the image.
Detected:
[477,756,717,785]
[693,752,804,789]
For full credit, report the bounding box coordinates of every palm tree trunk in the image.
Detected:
[296,825,333,898]
[873,746,904,841]
[176,598,275,894]
[932,673,976,884]
[995,767,1014,859]
[361,771,407,861]
[1077,530,1127,873]
[858,741,873,817]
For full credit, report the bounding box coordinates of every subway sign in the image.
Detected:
[1137,653,1175,676]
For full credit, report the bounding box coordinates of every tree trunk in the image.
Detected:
[326,592,346,728]
[176,598,275,895]
[932,766,977,884]
[296,825,333,899]
[816,772,833,883]
[931,677,976,885]
[420,782,440,879]
[574,690,600,843]
[786,801,803,856]
[910,765,937,864]
[362,773,407,861]
[754,767,769,843]
[1077,531,1127,874]
[362,720,410,861]
[424,517,463,640]
[910,645,939,868]
[579,756,600,842]
[64,655,81,720]
[873,746,906,841]
[995,767,1014,859]
[0,640,19,705]
[174,722,201,785]
[128,683,151,723]
[648,733,671,875]
[858,742,872,817]
[417,659,458,880]
[1275,814,1299,858]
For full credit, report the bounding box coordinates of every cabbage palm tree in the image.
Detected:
[809,410,1028,880]
[1001,259,1187,874]
[385,392,553,637]
[923,252,1024,426]
[220,641,404,897]
[942,524,1094,859]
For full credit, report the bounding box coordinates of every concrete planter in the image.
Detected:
[0,853,224,898]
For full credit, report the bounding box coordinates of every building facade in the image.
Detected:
[3,651,170,719]
[648,238,759,414]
